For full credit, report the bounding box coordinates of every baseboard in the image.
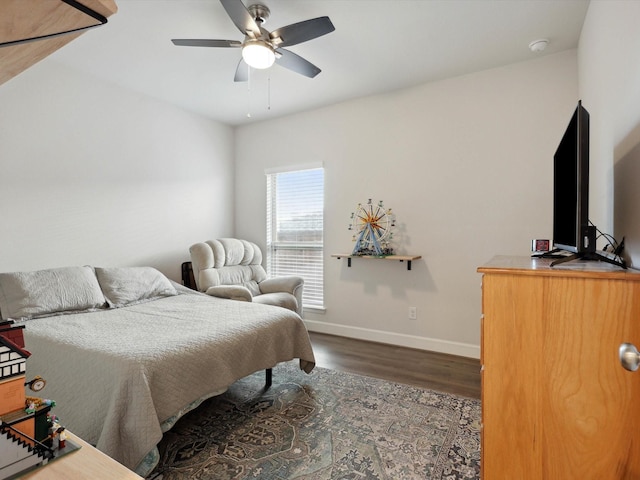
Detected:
[303,319,480,359]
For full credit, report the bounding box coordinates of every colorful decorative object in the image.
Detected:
[349,199,396,256]
[0,320,75,478]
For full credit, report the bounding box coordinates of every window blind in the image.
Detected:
[266,167,324,309]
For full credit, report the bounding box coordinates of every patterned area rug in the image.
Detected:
[148,361,480,479]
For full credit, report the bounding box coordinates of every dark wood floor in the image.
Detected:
[309,332,481,399]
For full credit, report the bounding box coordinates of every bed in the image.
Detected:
[0,265,315,477]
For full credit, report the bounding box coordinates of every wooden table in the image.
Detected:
[20,432,143,479]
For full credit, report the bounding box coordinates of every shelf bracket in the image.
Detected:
[332,254,420,271]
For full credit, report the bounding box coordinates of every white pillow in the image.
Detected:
[95,267,177,308]
[0,266,106,321]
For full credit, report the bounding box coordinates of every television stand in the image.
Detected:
[531,249,567,259]
[550,250,627,269]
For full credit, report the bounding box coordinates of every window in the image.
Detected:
[266,165,324,309]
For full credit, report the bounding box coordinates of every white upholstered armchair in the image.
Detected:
[189,238,304,317]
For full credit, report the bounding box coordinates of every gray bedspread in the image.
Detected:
[22,290,315,474]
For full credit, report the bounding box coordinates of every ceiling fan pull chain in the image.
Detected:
[268,75,271,111]
[246,66,252,118]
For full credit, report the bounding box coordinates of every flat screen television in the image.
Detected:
[552,100,592,255]
[544,100,625,268]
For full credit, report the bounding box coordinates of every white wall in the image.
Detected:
[578,0,640,267]
[0,60,235,281]
[234,51,578,358]
[0,42,584,359]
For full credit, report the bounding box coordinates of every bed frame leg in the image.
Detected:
[265,368,272,389]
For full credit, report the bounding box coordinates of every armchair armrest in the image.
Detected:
[205,285,253,302]
[259,276,304,296]
[259,276,304,316]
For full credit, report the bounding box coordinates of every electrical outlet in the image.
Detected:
[408,306,417,320]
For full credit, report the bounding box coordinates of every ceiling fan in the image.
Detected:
[171,0,335,82]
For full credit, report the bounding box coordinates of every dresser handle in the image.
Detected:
[619,343,640,372]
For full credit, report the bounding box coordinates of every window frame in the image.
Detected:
[265,163,324,310]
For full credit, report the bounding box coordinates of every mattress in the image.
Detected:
[22,289,315,475]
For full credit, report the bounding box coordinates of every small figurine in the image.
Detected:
[58,428,67,449]
[46,420,66,450]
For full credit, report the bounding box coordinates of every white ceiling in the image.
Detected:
[48,0,590,126]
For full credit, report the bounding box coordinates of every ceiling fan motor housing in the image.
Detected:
[248,4,270,25]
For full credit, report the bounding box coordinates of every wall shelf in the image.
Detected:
[331,254,421,271]
[0,0,118,86]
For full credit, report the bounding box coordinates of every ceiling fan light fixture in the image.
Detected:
[242,40,275,69]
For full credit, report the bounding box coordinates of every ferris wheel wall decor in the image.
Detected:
[348,199,396,256]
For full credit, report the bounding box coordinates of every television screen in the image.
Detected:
[552,101,590,254]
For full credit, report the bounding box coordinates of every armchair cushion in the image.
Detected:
[253,292,299,313]
[189,238,304,316]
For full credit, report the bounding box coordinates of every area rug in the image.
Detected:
[148,361,480,479]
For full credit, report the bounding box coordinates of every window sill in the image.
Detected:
[303,306,326,314]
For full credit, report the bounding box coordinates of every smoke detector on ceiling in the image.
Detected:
[529,39,549,53]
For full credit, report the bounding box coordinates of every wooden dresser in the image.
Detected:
[478,256,640,479]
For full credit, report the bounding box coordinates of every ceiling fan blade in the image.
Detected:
[220,0,261,37]
[275,48,321,78]
[234,59,249,82]
[171,39,241,48]
[270,17,335,47]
